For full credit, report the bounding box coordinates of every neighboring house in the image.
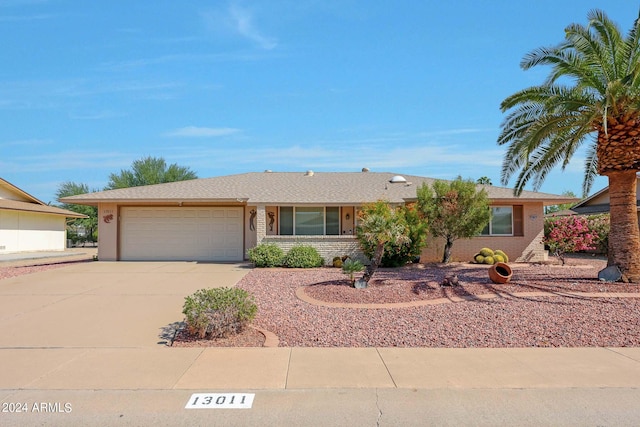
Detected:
[0,178,87,253]
[60,171,575,263]
[570,176,640,224]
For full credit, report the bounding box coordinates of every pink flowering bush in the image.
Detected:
[544,215,596,265]
[586,214,610,255]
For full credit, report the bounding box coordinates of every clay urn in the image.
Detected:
[488,262,512,284]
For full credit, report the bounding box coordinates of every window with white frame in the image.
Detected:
[279,207,340,235]
[481,206,513,236]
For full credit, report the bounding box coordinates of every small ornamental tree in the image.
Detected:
[417,177,491,263]
[544,215,596,265]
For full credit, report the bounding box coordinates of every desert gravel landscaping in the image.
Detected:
[236,256,640,348]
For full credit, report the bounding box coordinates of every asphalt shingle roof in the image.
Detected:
[60,172,576,206]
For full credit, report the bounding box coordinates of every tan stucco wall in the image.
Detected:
[97,203,118,261]
[0,210,66,253]
[419,202,547,263]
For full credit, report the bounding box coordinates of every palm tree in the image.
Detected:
[498,9,640,282]
[476,176,493,185]
[355,201,410,286]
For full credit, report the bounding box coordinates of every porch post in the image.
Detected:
[256,205,267,244]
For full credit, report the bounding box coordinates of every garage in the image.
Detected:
[120,207,243,261]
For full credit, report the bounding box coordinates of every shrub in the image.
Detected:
[182,287,257,339]
[332,256,343,268]
[342,258,364,284]
[586,214,609,255]
[283,245,324,268]
[483,256,495,265]
[247,243,284,267]
[474,254,485,263]
[357,202,428,267]
[544,215,596,265]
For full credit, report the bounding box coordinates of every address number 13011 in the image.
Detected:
[185,393,255,409]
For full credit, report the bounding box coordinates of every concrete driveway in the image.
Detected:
[0,261,251,348]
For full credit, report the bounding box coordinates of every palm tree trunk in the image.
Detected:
[606,170,640,282]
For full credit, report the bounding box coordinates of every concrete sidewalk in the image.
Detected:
[2,346,640,391]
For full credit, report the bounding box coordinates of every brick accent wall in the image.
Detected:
[261,235,367,264]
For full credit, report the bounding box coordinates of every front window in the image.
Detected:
[481,206,513,236]
[279,207,340,235]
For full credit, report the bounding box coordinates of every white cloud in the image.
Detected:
[228,3,277,50]
[0,0,49,6]
[2,150,131,173]
[163,126,241,138]
[68,110,125,120]
[201,2,278,50]
[0,138,52,147]
[0,13,53,21]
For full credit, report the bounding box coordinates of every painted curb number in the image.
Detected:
[185,393,255,409]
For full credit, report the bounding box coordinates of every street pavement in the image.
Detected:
[0,252,639,426]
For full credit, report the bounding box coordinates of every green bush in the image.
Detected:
[182,287,257,339]
[342,258,364,284]
[332,256,343,268]
[283,245,324,268]
[474,254,485,263]
[483,256,495,265]
[357,203,428,267]
[247,243,284,267]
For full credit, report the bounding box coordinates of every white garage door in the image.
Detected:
[120,207,243,261]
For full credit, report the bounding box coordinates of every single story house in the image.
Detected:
[1,178,87,253]
[60,171,576,263]
[570,176,640,224]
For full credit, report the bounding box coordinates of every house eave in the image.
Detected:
[60,198,249,206]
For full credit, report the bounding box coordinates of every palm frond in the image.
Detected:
[499,9,640,196]
[582,140,599,197]
[623,10,640,77]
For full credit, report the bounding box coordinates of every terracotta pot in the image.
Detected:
[488,262,512,284]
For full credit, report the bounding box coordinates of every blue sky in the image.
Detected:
[0,0,636,203]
